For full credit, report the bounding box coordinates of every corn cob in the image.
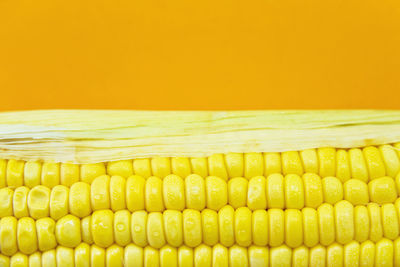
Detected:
[0,110,400,266]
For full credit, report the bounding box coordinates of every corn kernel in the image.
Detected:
[133,159,152,179]
[163,210,183,247]
[81,216,93,244]
[201,209,218,246]
[91,175,111,211]
[124,244,143,267]
[126,175,145,212]
[344,241,360,267]
[194,244,212,267]
[379,145,400,178]
[185,174,206,210]
[344,179,369,205]
[56,214,81,248]
[6,159,24,188]
[395,238,400,267]
[178,246,193,267]
[300,149,318,174]
[228,177,248,209]
[363,146,386,180]
[17,217,38,254]
[244,152,264,179]
[106,245,124,267]
[50,185,69,220]
[235,207,252,247]
[360,240,375,267]
[309,245,326,267]
[336,149,351,182]
[318,203,335,246]
[171,157,192,179]
[302,207,319,247]
[208,154,228,180]
[131,211,148,247]
[145,176,164,212]
[0,216,17,256]
[13,186,29,218]
[369,176,397,204]
[284,209,303,249]
[75,243,90,267]
[252,210,269,246]
[81,163,106,184]
[90,245,105,267]
[56,246,74,267]
[368,203,383,242]
[163,174,185,211]
[151,157,171,178]
[205,176,227,211]
[10,253,28,267]
[0,188,13,218]
[144,246,159,267]
[0,160,7,188]
[110,175,126,211]
[266,174,285,208]
[225,153,244,178]
[28,185,50,219]
[92,210,114,248]
[285,174,304,209]
[190,158,208,178]
[212,244,228,267]
[327,243,343,267]
[183,209,202,248]
[42,250,56,267]
[160,245,178,267]
[36,218,57,251]
[69,182,92,218]
[381,204,399,240]
[114,210,131,246]
[218,205,235,247]
[249,245,269,267]
[229,245,249,267]
[334,200,354,245]
[269,208,285,247]
[270,245,292,267]
[282,151,303,176]
[247,176,267,210]
[41,162,60,188]
[107,160,133,177]
[28,252,41,267]
[303,173,323,209]
[264,152,282,176]
[24,161,42,188]
[375,238,393,267]
[322,176,343,205]
[354,205,370,243]
[147,212,166,249]
[60,163,79,187]
[349,148,369,183]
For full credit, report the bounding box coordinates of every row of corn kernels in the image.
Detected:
[2,173,398,219]
[1,239,400,267]
[2,145,400,189]
[3,201,400,255]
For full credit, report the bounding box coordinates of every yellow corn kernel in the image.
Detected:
[228,177,248,209]
[303,173,323,209]
[107,160,133,177]
[163,174,185,211]
[244,152,264,179]
[349,148,369,183]
[160,245,178,267]
[90,245,105,267]
[336,149,351,182]
[344,241,360,267]
[10,253,28,267]
[266,174,285,208]
[133,159,152,179]
[208,154,228,181]
[396,173,400,197]
[41,162,60,188]
[322,176,343,205]
[24,161,42,188]
[282,151,303,176]
[363,146,386,180]
[1,218,18,256]
[91,175,111,211]
[247,176,267,210]
[309,245,326,267]
[185,174,205,210]
[183,209,202,248]
[234,207,252,247]
[318,147,336,177]
[369,176,397,204]
[201,209,218,246]
[264,152,282,176]
[381,204,399,240]
[151,157,171,178]
[131,211,148,247]
[190,157,208,178]
[334,200,354,245]
[300,149,318,174]
[218,205,235,247]
[0,188,13,218]
[252,210,269,246]
[28,252,41,267]
[212,244,228,267]
[380,145,400,178]
[114,210,131,246]
[318,203,335,246]
[205,176,227,211]
[171,157,191,179]
[164,210,183,247]
[327,243,343,267]
[110,175,126,211]
[13,186,29,218]
[269,208,285,247]
[124,244,143,267]
[17,217,38,254]
[270,245,292,267]
[249,245,269,267]
[50,185,69,220]
[225,153,244,178]
[6,159,24,188]
[36,218,57,251]
[126,175,145,212]
[354,205,370,243]
[285,174,304,209]
[375,238,393,267]
[145,176,164,212]
[56,246,74,267]
[292,246,308,267]
[194,244,212,267]
[106,245,124,267]
[229,245,249,267]
[69,182,91,218]
[75,243,90,267]
[60,163,79,187]
[56,214,81,248]
[0,255,9,267]
[368,203,383,242]
[302,207,319,247]
[42,250,56,267]
[344,179,369,205]
[360,240,375,267]
[92,210,114,248]
[178,246,193,267]
[0,160,6,188]
[81,216,93,244]
[395,238,400,267]
[80,163,106,184]
[285,209,303,248]
[147,212,166,249]
[144,246,159,267]
[28,185,50,219]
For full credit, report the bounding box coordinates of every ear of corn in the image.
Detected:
[1,110,400,266]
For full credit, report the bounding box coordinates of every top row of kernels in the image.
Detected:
[1,144,400,189]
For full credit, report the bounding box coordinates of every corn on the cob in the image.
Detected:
[1,110,400,266]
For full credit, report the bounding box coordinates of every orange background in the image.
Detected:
[0,0,399,111]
